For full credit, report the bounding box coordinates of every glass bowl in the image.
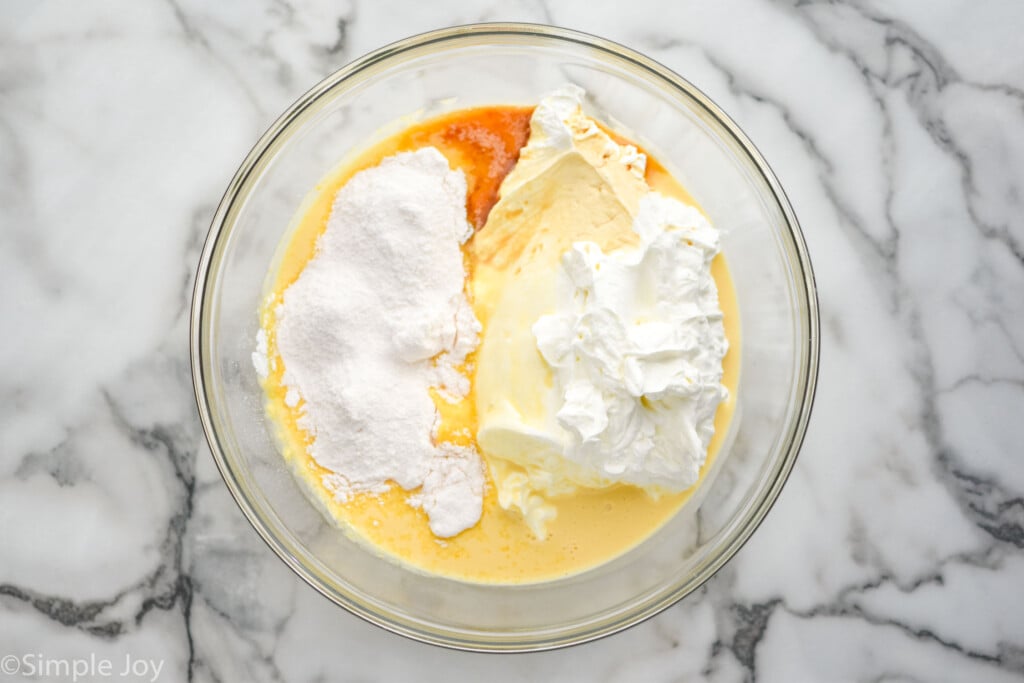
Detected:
[191,23,818,652]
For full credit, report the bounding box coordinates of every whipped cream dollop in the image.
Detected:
[472,86,729,536]
[533,193,728,490]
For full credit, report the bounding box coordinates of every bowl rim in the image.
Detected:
[190,21,820,653]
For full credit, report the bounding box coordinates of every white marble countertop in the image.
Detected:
[3,1,1023,680]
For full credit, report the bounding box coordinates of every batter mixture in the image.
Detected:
[254,86,740,583]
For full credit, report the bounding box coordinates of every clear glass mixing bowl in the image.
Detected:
[191,23,818,652]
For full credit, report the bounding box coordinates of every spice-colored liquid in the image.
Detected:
[258,106,741,583]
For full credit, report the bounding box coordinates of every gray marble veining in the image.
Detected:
[1,0,1022,680]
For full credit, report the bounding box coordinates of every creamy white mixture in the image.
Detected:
[533,192,728,490]
[473,86,729,537]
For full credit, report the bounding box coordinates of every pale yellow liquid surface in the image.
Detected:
[258,106,741,583]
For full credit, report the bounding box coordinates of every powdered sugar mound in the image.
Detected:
[407,443,486,538]
[431,296,482,402]
[273,147,484,537]
[322,471,389,504]
[252,329,269,379]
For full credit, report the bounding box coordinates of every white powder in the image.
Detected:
[270,147,485,538]
[252,329,269,379]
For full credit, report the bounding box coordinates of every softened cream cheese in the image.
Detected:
[472,86,728,538]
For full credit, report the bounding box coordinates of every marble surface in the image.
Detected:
[2,0,1023,680]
